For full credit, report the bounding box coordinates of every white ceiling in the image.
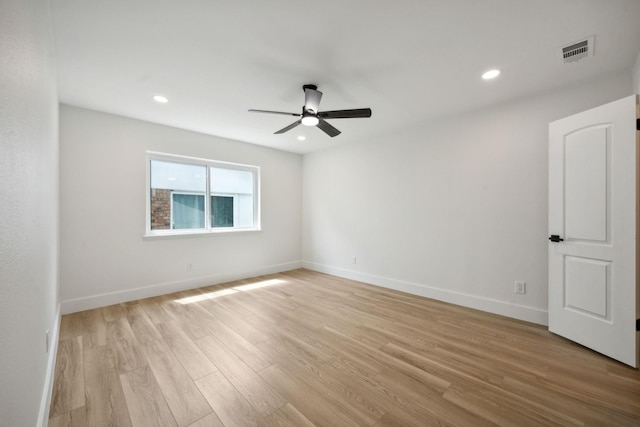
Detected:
[51,0,640,154]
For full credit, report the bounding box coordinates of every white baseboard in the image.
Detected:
[37,304,61,427]
[303,261,548,326]
[60,261,303,314]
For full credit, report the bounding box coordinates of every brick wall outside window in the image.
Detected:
[150,188,171,229]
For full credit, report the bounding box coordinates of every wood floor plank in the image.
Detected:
[81,308,109,350]
[200,300,270,344]
[49,336,85,418]
[210,296,272,326]
[548,363,640,411]
[48,406,87,427]
[143,339,212,427]
[325,354,491,427]
[125,303,162,344]
[258,364,363,427]
[156,320,218,381]
[84,345,133,427]
[263,403,315,427]
[186,412,225,427]
[256,332,332,370]
[194,371,264,427]
[58,312,85,340]
[273,316,338,359]
[107,317,147,374]
[443,384,577,426]
[197,334,286,416]
[102,303,126,322]
[501,375,640,426]
[120,365,178,427]
[237,312,282,338]
[202,313,273,372]
[158,296,217,341]
[371,410,443,427]
[319,326,453,393]
[381,341,504,390]
[262,345,385,425]
[138,297,175,325]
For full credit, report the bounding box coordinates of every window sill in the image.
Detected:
[143,227,262,240]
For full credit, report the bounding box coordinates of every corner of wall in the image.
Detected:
[633,51,640,94]
[60,261,303,314]
[303,262,549,326]
[37,304,61,427]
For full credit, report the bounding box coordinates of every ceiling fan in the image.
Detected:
[249,84,372,137]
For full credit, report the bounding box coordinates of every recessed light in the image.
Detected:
[482,69,501,80]
[297,136,306,141]
[153,95,169,103]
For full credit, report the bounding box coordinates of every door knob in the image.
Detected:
[549,235,564,242]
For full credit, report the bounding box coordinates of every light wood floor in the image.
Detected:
[48,269,640,426]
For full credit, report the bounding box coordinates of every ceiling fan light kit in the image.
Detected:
[301,114,319,127]
[249,84,372,138]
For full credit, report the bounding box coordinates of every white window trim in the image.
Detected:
[145,151,261,238]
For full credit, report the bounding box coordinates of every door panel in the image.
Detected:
[564,256,609,319]
[549,95,637,367]
[564,126,608,242]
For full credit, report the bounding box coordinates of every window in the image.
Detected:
[147,152,260,235]
[211,195,234,227]
[172,193,205,229]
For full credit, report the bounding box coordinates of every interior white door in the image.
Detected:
[548,94,638,367]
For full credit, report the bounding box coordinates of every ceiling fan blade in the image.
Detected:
[316,118,341,137]
[304,87,323,113]
[249,109,300,117]
[318,108,372,119]
[274,120,302,134]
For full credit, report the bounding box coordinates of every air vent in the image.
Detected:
[558,36,594,64]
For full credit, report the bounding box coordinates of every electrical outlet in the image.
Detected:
[187,263,193,271]
[514,281,526,294]
[352,256,357,264]
[45,329,50,353]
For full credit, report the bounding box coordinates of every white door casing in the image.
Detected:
[548,95,638,367]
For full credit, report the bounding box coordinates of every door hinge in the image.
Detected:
[637,319,640,332]
[637,118,640,131]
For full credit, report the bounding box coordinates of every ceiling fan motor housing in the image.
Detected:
[248,84,371,137]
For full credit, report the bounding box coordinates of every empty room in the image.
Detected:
[3,0,640,426]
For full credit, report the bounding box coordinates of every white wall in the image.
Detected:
[0,0,59,425]
[303,70,632,325]
[59,106,302,312]
[634,51,640,94]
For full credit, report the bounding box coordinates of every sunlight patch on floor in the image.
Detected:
[233,278,285,291]
[175,288,238,304]
[174,278,287,304]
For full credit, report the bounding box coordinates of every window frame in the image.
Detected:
[145,151,261,237]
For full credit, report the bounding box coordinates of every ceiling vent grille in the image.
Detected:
[558,36,594,64]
